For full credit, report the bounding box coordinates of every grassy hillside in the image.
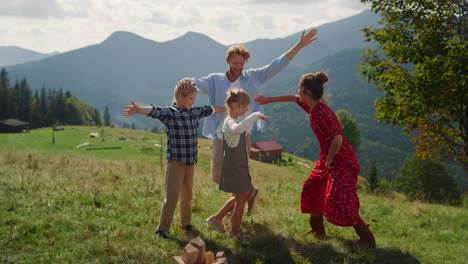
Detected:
[1,127,467,264]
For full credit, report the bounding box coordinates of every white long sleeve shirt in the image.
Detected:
[217,112,263,148]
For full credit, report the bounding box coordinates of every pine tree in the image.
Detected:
[56,88,65,124]
[0,68,9,119]
[48,89,58,124]
[39,85,48,127]
[91,109,102,126]
[10,81,20,119]
[367,160,379,192]
[31,90,40,128]
[103,105,111,126]
[19,78,32,122]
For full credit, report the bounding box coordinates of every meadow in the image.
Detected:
[0,126,467,264]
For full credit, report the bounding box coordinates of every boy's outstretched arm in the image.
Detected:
[123,100,152,116]
[254,94,297,105]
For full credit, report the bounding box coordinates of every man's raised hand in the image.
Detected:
[299,28,318,48]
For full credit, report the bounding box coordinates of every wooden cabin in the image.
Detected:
[0,118,30,133]
[250,140,283,162]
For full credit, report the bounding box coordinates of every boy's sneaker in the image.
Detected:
[206,216,226,234]
[154,230,170,240]
[247,188,260,215]
[182,225,195,232]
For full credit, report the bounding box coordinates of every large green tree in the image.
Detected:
[396,154,459,203]
[359,0,467,174]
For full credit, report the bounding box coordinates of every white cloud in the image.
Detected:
[252,14,276,30]
[0,0,369,53]
[211,15,241,31]
[170,1,203,27]
[147,10,171,25]
[0,0,66,18]
[244,0,320,4]
[0,0,87,18]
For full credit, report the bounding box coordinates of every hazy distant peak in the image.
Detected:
[47,51,60,56]
[173,31,223,46]
[0,46,58,67]
[103,31,157,45]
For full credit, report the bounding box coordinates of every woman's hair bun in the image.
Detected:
[315,72,328,85]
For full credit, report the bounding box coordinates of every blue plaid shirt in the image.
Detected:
[148,104,214,165]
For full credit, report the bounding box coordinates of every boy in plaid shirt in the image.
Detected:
[123,82,225,239]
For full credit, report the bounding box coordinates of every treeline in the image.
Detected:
[0,68,103,127]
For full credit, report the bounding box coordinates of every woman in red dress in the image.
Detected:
[255,72,376,247]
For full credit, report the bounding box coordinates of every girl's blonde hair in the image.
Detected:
[225,89,250,111]
[173,82,200,103]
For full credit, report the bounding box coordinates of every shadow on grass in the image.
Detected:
[167,223,421,264]
[231,222,339,264]
[176,223,421,264]
[333,237,421,264]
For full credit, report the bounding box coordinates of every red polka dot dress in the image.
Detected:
[296,97,365,226]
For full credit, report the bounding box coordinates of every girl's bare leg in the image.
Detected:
[215,197,236,220]
[231,192,248,234]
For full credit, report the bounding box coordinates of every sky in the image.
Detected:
[0,0,369,54]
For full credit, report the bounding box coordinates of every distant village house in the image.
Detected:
[0,118,30,133]
[250,140,283,162]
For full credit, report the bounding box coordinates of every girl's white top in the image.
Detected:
[216,112,263,148]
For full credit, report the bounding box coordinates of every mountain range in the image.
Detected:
[0,46,59,67]
[4,10,463,182]
[3,10,380,121]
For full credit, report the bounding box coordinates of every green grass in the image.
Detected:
[1,126,467,264]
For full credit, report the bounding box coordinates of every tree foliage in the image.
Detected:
[0,68,102,127]
[367,159,380,192]
[359,0,468,174]
[337,109,362,152]
[0,69,9,119]
[396,154,459,203]
[103,105,111,126]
